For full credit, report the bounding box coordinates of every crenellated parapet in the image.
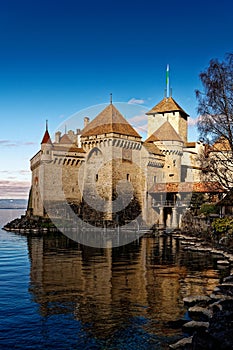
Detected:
[81,135,142,152]
[53,157,84,166]
[160,149,183,156]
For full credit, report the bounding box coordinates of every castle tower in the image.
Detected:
[147,97,189,143]
[80,102,143,224]
[41,121,53,161]
[145,121,183,183]
[147,66,189,143]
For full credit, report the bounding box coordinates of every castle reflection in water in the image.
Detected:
[28,234,223,338]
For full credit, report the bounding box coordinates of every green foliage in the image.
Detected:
[212,217,233,235]
[199,203,219,215]
[190,193,205,210]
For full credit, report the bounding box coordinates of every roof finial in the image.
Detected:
[110,93,112,104]
[166,64,170,98]
[65,124,67,134]
[46,119,48,131]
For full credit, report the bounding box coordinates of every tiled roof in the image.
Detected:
[143,142,164,156]
[149,182,225,193]
[152,121,183,142]
[147,97,188,116]
[81,104,141,138]
[184,142,196,148]
[211,137,231,151]
[41,130,52,144]
[59,134,73,144]
[144,134,160,143]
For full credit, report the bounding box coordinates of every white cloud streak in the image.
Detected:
[0,180,30,198]
[128,98,145,105]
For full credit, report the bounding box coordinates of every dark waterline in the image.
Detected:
[0,209,229,349]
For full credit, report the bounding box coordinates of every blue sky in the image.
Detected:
[0,0,232,198]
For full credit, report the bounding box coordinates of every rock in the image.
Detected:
[210,248,225,256]
[191,329,219,350]
[169,336,193,349]
[166,319,188,329]
[223,275,233,283]
[183,295,211,307]
[223,253,233,261]
[192,310,233,349]
[209,302,223,313]
[217,260,230,265]
[215,284,233,296]
[188,306,212,321]
[182,321,209,334]
[213,286,221,293]
[210,293,221,300]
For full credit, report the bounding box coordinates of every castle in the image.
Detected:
[28,91,222,230]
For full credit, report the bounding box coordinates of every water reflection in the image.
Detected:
[28,233,226,345]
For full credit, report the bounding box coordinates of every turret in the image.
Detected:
[41,120,52,161]
[147,67,189,143]
[147,97,189,143]
[145,121,183,183]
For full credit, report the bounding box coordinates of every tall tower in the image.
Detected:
[147,67,189,143]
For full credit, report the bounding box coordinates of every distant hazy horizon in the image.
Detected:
[0,199,27,209]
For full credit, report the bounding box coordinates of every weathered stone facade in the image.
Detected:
[29,95,218,229]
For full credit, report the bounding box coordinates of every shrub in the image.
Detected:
[199,203,219,215]
[212,217,233,235]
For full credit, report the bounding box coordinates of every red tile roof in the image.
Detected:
[149,182,225,193]
[41,130,52,145]
[147,97,188,116]
[59,134,73,144]
[211,137,231,151]
[144,134,160,143]
[143,142,164,156]
[81,104,141,138]
[148,121,183,142]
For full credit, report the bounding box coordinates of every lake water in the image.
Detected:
[0,209,230,349]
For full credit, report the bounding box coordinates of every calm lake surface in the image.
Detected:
[0,209,230,349]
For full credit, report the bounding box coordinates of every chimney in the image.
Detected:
[68,130,75,142]
[84,117,90,128]
[55,131,61,143]
[76,128,81,135]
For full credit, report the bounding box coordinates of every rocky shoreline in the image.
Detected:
[169,274,233,349]
[3,214,62,234]
[169,233,233,350]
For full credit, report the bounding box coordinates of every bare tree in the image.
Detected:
[196,53,233,190]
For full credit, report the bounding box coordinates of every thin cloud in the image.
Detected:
[0,180,30,198]
[188,116,202,126]
[134,123,148,133]
[0,140,10,144]
[19,170,30,174]
[128,98,145,105]
[7,143,18,147]
[0,170,30,175]
[23,141,36,146]
[0,140,36,147]
[129,114,147,123]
